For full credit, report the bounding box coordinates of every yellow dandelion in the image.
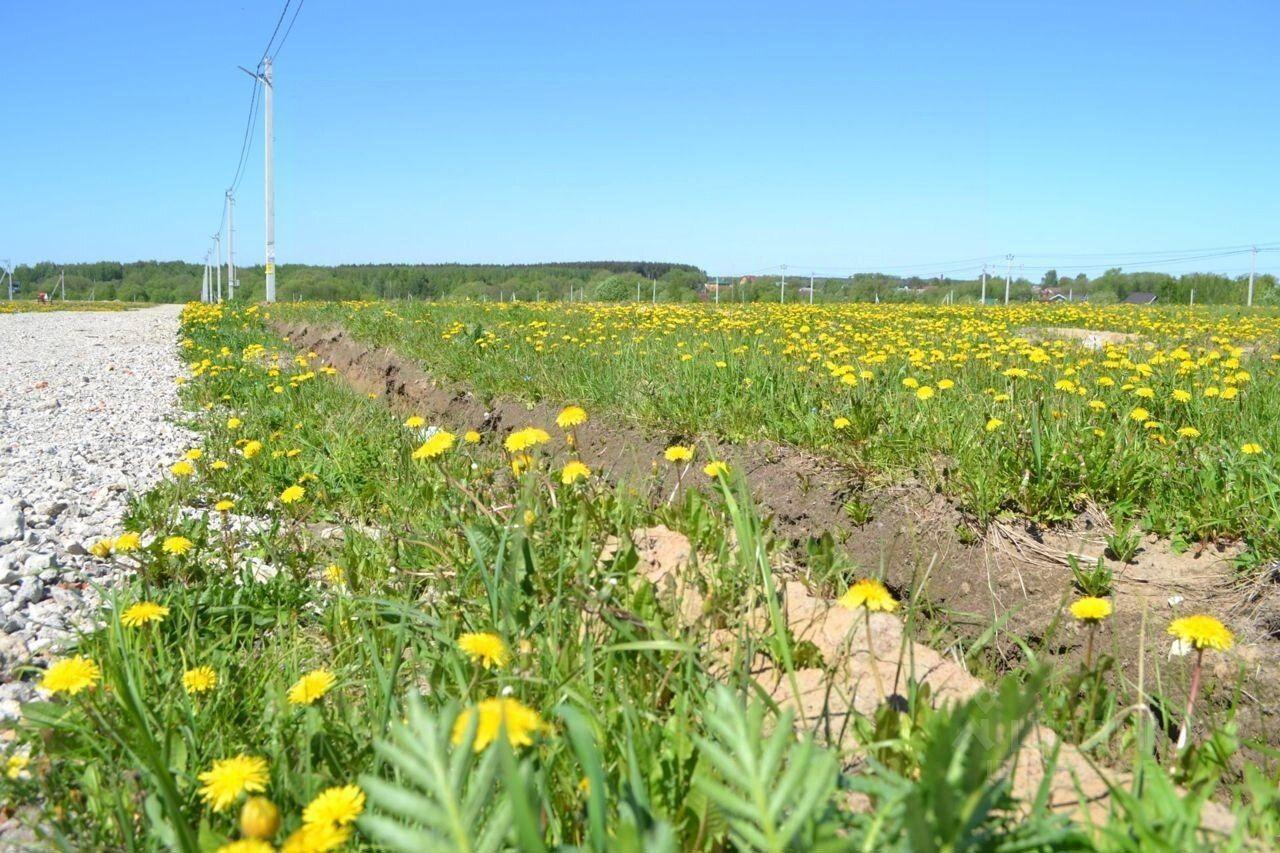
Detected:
[183,666,218,695]
[1129,407,1150,422]
[211,459,229,471]
[458,632,511,669]
[227,417,243,430]
[464,430,482,444]
[40,656,101,696]
[1069,596,1112,623]
[281,821,352,853]
[664,445,694,463]
[184,448,203,461]
[504,427,551,453]
[412,430,456,460]
[162,536,194,556]
[170,461,195,478]
[301,784,365,827]
[1168,615,1234,651]
[241,440,263,459]
[984,417,1003,432]
[915,385,935,401]
[322,564,346,585]
[561,460,591,484]
[198,754,269,812]
[556,405,588,428]
[287,669,337,705]
[115,532,141,552]
[451,697,546,752]
[89,539,113,558]
[120,601,170,628]
[703,460,730,478]
[214,499,235,512]
[837,578,899,612]
[403,415,425,428]
[279,485,306,504]
[239,796,281,840]
[216,841,273,853]
[6,754,30,780]
[1177,426,1201,438]
[1241,442,1263,455]
[832,417,851,429]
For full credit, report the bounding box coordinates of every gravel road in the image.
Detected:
[0,305,192,719]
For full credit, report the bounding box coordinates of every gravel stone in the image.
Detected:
[0,306,192,717]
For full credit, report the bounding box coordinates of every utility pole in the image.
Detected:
[263,58,276,302]
[780,265,787,303]
[809,271,815,304]
[651,277,656,303]
[226,190,236,300]
[59,269,66,300]
[201,257,209,303]
[980,264,987,305]
[1248,244,1257,307]
[714,276,720,305]
[1004,254,1014,305]
[2,260,12,300]
[213,234,223,302]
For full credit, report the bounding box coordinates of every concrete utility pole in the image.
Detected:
[213,234,223,302]
[226,190,236,300]
[59,269,66,300]
[651,277,657,303]
[1248,245,1257,307]
[780,265,787,303]
[2,260,12,300]
[201,259,209,303]
[1004,254,1014,305]
[263,57,276,302]
[980,264,988,304]
[809,271,815,304]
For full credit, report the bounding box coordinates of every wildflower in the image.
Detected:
[279,485,306,504]
[1241,442,1263,455]
[281,821,352,853]
[937,379,954,390]
[452,697,546,752]
[5,754,30,780]
[41,656,101,696]
[504,427,551,453]
[183,666,218,695]
[556,405,588,428]
[510,452,534,475]
[215,499,235,512]
[458,632,511,669]
[833,417,851,429]
[89,539,113,558]
[1129,407,1150,422]
[703,460,730,478]
[323,564,346,585]
[301,784,365,826]
[120,601,169,628]
[915,385,935,401]
[1088,399,1107,411]
[114,532,141,552]
[170,461,195,478]
[211,460,229,471]
[1168,615,1234,652]
[1069,597,1112,622]
[664,445,694,463]
[1177,426,1201,438]
[239,796,281,840]
[227,417,243,430]
[403,415,425,428]
[412,430,455,460]
[1172,389,1192,403]
[561,460,591,484]
[837,579,899,613]
[198,755,269,812]
[984,417,1003,432]
[287,669,337,705]
[163,535,194,556]
[216,841,273,853]
[241,440,263,459]
[464,430,482,444]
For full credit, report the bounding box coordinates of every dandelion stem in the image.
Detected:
[1179,646,1204,752]
[864,607,887,703]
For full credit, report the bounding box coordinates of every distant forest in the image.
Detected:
[5,260,1275,306]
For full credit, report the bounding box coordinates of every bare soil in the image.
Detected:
[274,319,1280,752]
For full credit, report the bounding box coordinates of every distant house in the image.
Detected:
[1123,292,1158,305]
[1040,287,1068,303]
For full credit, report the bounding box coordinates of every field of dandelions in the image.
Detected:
[3,299,1279,851]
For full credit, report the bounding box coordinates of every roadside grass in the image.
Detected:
[1,303,1277,850]
[278,300,1280,561]
[0,301,148,314]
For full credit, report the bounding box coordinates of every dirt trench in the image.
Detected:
[273,319,1280,752]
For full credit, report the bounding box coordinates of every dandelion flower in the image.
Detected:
[287,669,337,705]
[510,452,534,475]
[281,821,352,853]
[837,579,899,613]
[915,386,935,401]
[301,784,365,826]
[452,697,546,752]
[227,417,243,430]
[215,499,235,513]
[464,430,482,444]
[458,632,511,669]
[664,445,694,463]
[561,460,591,484]
[239,796,281,840]
[556,406,588,428]
[412,430,455,460]
[89,539,114,558]
[241,440,263,459]
[198,754,269,812]
[114,532,141,552]
[163,536,194,556]
[120,601,170,628]
[184,666,218,695]
[216,841,273,853]
[703,460,730,478]
[40,656,101,696]
[279,485,306,504]
[1069,597,1112,623]
[211,460,229,471]
[322,564,346,585]
[170,461,195,478]
[832,417,851,430]
[185,448,204,461]
[6,754,30,780]
[1177,426,1201,439]
[1168,615,1234,651]
[1129,407,1150,422]
[403,415,425,428]
[1241,442,1263,455]
[504,427,551,453]
[984,417,1003,432]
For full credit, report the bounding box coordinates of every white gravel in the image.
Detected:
[0,305,193,718]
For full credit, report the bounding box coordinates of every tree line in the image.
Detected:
[5,260,1274,306]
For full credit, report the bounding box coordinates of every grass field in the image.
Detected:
[4,301,1279,850]
[0,300,148,314]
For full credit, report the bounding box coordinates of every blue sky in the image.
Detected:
[2,1,1277,279]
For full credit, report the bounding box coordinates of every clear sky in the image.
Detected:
[3,1,1277,279]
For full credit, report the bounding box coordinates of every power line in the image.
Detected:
[260,0,293,63]
[270,0,306,61]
